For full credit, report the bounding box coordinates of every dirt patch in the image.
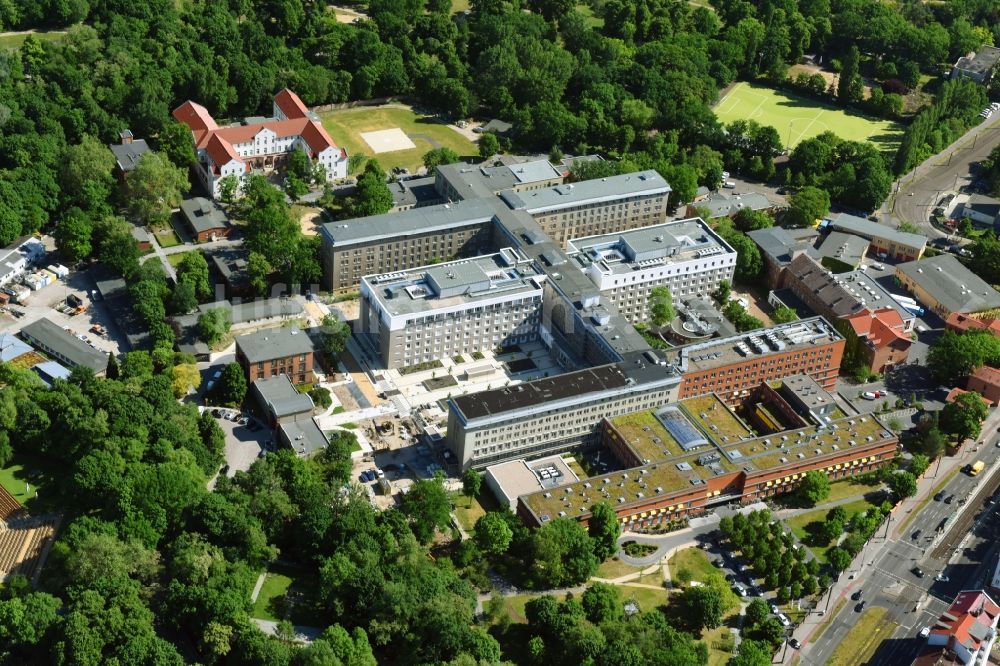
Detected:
[788,63,878,101]
[332,385,360,411]
[732,288,773,327]
[293,206,323,237]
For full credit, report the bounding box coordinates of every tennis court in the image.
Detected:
[714,82,903,151]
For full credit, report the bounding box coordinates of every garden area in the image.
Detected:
[251,563,324,625]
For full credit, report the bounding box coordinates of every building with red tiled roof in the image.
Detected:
[967,366,1000,405]
[843,307,913,374]
[945,386,993,407]
[915,590,1000,666]
[172,89,348,198]
[945,312,1000,337]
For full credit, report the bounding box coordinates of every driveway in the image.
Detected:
[885,113,1000,237]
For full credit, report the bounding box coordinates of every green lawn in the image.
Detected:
[575,4,604,28]
[167,250,199,267]
[595,557,644,580]
[318,106,478,174]
[667,546,718,583]
[714,82,904,151]
[251,571,294,621]
[0,459,58,513]
[453,491,499,533]
[829,606,896,666]
[0,30,67,51]
[151,226,183,248]
[786,497,875,562]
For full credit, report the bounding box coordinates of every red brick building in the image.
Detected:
[235,327,315,385]
[945,312,1000,336]
[843,308,912,374]
[967,366,1000,405]
[518,391,897,529]
[674,317,845,405]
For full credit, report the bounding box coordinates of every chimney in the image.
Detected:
[120,129,134,145]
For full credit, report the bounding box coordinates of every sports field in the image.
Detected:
[318,105,477,174]
[714,82,904,151]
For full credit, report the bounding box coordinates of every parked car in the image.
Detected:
[770,603,780,614]
[788,638,802,650]
[934,573,950,582]
[732,583,747,597]
[777,613,791,627]
[722,181,736,189]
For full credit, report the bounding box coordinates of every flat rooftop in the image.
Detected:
[451,363,631,421]
[486,455,579,506]
[236,326,313,363]
[522,396,893,521]
[670,317,842,374]
[499,170,669,214]
[567,217,734,277]
[838,270,914,322]
[896,254,1000,314]
[363,249,544,318]
[319,198,496,247]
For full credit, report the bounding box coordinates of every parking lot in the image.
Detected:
[1,267,130,357]
[201,407,275,486]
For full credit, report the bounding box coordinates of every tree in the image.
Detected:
[729,640,773,666]
[530,518,598,587]
[286,147,312,181]
[678,585,723,632]
[474,512,513,556]
[310,387,332,409]
[648,286,675,327]
[462,469,482,497]
[478,133,500,160]
[910,454,930,478]
[61,134,115,211]
[588,501,621,561]
[713,280,732,305]
[733,208,773,232]
[717,227,763,281]
[796,470,830,506]
[744,598,769,627]
[246,251,271,296]
[827,546,852,572]
[888,471,918,500]
[350,160,393,217]
[318,315,351,364]
[771,306,798,324]
[218,175,239,205]
[423,148,461,171]
[401,476,452,544]
[169,279,198,315]
[927,330,1000,385]
[838,46,861,103]
[171,363,201,398]
[94,216,141,277]
[284,175,308,202]
[157,121,197,168]
[218,363,247,405]
[176,251,212,301]
[785,186,830,228]
[54,208,94,263]
[941,391,989,442]
[582,583,623,624]
[197,308,232,346]
[125,152,190,227]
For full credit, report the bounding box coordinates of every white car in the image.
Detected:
[722,171,730,179]
[872,263,885,271]
[777,613,791,627]
[770,603,780,614]
[919,627,931,638]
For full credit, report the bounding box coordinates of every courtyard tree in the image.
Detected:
[648,286,676,327]
[400,475,452,544]
[176,251,212,301]
[784,186,830,228]
[771,305,798,324]
[462,469,482,497]
[197,308,232,346]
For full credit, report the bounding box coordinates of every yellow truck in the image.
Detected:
[969,460,986,476]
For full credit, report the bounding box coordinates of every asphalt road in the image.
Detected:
[887,113,1000,239]
[795,437,1000,665]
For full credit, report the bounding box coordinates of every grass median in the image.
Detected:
[828,606,896,666]
[898,466,961,535]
